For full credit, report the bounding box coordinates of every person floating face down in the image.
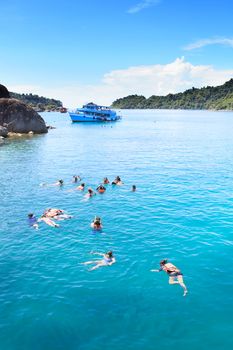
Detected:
[151,259,188,296]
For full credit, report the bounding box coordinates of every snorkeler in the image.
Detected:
[72,175,81,183]
[40,179,64,187]
[77,183,85,190]
[55,179,64,186]
[112,176,123,186]
[103,177,110,184]
[131,185,136,192]
[27,213,39,230]
[82,251,116,271]
[90,216,103,230]
[96,185,106,193]
[84,188,96,198]
[151,259,188,296]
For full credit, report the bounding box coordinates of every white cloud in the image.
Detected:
[127,0,160,14]
[8,58,233,108]
[184,37,233,50]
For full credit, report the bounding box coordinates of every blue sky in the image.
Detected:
[0,0,233,106]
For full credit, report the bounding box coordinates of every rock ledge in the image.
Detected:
[0,98,47,134]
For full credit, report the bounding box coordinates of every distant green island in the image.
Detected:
[111,78,233,110]
[10,92,63,111]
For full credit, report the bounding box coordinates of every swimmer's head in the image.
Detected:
[59,179,64,185]
[81,183,85,187]
[28,213,33,218]
[132,185,136,191]
[106,251,113,258]
[160,259,168,266]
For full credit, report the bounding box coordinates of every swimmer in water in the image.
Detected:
[40,179,64,187]
[55,179,64,186]
[151,259,188,296]
[96,184,106,193]
[72,175,81,183]
[77,183,85,191]
[82,251,116,271]
[90,216,103,230]
[43,208,72,220]
[103,177,110,184]
[84,188,96,198]
[27,213,39,230]
[112,176,123,186]
[131,185,136,192]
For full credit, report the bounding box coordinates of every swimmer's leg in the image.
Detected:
[82,260,96,265]
[177,275,188,296]
[89,262,105,271]
[43,218,59,227]
[169,276,179,285]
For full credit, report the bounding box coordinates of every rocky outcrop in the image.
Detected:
[0,98,47,134]
[0,126,8,137]
[0,84,10,98]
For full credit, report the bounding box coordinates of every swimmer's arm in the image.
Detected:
[150,267,163,272]
[108,258,116,265]
[90,251,104,256]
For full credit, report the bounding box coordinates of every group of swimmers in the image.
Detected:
[30,174,188,296]
[41,175,136,199]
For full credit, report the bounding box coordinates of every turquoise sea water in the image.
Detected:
[0,110,233,350]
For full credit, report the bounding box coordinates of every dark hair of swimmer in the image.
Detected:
[59,179,64,185]
[73,175,78,182]
[88,188,93,193]
[106,251,113,258]
[81,183,85,187]
[132,185,136,191]
[160,259,168,265]
[94,221,101,227]
[28,213,33,218]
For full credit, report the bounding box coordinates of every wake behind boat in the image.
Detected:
[69,102,121,122]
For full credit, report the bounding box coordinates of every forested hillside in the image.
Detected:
[112,79,233,110]
[10,92,62,111]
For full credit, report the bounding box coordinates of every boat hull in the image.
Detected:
[69,113,120,122]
